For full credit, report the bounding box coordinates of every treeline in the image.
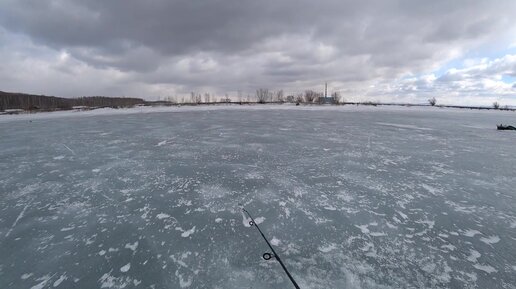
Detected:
[254,89,343,104]
[0,91,144,111]
[163,89,343,105]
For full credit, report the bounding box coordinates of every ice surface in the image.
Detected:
[1,105,516,288]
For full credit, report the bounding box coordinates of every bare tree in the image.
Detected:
[237,90,243,103]
[304,90,318,103]
[256,88,271,103]
[276,90,284,103]
[204,93,211,103]
[295,93,304,104]
[331,92,341,104]
[167,96,178,104]
[304,90,317,103]
[316,95,325,104]
[286,95,295,103]
[428,97,437,106]
[190,92,196,104]
[493,101,500,109]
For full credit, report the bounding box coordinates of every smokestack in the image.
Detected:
[325,82,327,98]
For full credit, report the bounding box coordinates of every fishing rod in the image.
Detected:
[241,207,301,289]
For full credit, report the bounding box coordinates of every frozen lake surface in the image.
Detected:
[1,105,515,288]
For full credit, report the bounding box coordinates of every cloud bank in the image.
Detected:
[0,0,515,105]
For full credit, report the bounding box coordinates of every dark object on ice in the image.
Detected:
[497,124,516,130]
[241,207,301,289]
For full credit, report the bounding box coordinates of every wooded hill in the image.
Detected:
[0,91,144,111]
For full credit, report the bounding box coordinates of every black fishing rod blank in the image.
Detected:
[242,207,301,289]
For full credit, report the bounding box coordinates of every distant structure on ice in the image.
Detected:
[319,82,334,104]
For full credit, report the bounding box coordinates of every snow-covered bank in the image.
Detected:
[1,103,514,123]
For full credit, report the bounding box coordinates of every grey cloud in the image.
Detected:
[0,0,515,102]
[69,45,163,73]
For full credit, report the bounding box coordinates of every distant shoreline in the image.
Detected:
[1,90,515,115]
[2,101,515,116]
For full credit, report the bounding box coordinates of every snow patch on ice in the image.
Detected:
[463,229,481,237]
[473,264,497,273]
[181,226,196,238]
[30,275,52,289]
[53,274,67,287]
[120,263,131,272]
[416,219,435,229]
[318,243,338,253]
[355,224,370,234]
[467,250,481,263]
[386,222,398,229]
[337,191,354,202]
[270,237,281,246]
[422,263,436,273]
[156,213,170,219]
[441,244,456,251]
[99,271,135,288]
[241,212,252,227]
[355,223,385,236]
[60,226,75,232]
[480,235,500,245]
[21,273,33,279]
[421,184,442,195]
[397,211,408,220]
[254,217,265,224]
[6,202,31,237]
[244,171,264,180]
[177,273,193,288]
[124,241,138,252]
[446,201,477,214]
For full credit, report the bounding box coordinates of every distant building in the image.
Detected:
[318,82,334,104]
[319,97,334,104]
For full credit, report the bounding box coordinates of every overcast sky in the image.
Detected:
[1,0,515,105]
